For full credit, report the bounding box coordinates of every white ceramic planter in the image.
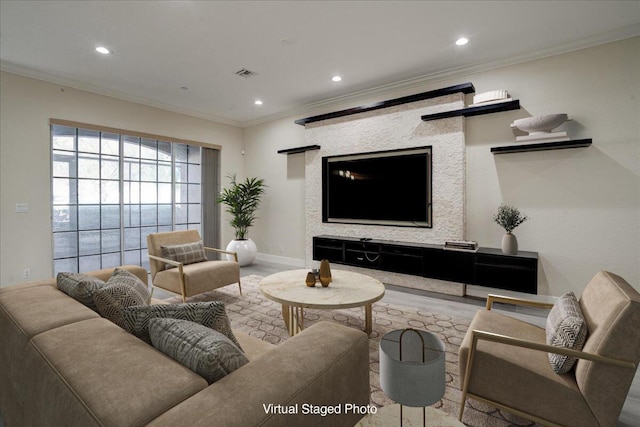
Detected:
[226,238,257,266]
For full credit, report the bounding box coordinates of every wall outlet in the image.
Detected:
[23,268,31,279]
[16,203,29,213]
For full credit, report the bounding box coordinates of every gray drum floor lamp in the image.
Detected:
[379,328,446,427]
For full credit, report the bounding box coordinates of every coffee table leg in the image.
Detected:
[282,304,303,336]
[299,307,304,331]
[282,304,296,336]
[365,304,373,335]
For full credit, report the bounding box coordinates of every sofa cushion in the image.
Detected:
[0,285,99,338]
[94,268,151,329]
[57,272,106,312]
[149,318,248,384]
[30,318,207,427]
[546,291,588,374]
[153,260,239,297]
[161,241,207,270]
[122,301,241,348]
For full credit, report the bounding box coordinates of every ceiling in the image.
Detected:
[1,1,639,127]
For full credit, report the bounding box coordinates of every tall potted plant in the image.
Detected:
[218,174,266,266]
[493,204,528,255]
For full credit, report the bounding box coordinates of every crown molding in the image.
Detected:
[0,61,243,128]
[242,24,640,128]
[2,24,638,130]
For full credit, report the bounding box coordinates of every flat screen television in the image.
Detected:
[322,146,432,228]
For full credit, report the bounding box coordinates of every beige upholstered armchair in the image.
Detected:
[459,271,639,427]
[147,230,241,302]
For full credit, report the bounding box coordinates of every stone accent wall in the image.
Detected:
[303,93,466,294]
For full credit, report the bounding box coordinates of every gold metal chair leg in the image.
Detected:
[459,334,478,421]
[459,398,466,421]
[238,277,242,295]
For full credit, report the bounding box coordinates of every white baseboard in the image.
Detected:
[255,252,306,268]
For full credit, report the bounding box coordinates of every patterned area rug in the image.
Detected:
[166,275,536,427]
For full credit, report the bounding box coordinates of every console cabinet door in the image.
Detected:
[345,242,381,268]
[423,249,474,283]
[313,237,345,263]
[474,253,537,293]
[380,245,423,275]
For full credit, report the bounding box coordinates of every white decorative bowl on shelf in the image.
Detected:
[512,114,568,135]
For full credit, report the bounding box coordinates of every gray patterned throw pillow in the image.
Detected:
[545,291,588,374]
[93,268,151,329]
[57,272,105,312]
[161,240,207,269]
[149,318,248,384]
[122,301,241,349]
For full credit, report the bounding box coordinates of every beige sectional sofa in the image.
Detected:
[0,266,370,427]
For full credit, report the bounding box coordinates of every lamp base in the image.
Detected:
[355,404,464,427]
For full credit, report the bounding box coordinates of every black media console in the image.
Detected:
[313,235,538,294]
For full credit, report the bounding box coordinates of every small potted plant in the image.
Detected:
[218,174,266,266]
[493,204,528,255]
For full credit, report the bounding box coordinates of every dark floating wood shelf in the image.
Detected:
[294,82,475,126]
[491,139,592,154]
[277,145,321,155]
[421,100,520,122]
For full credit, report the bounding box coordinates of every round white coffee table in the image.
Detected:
[259,269,385,336]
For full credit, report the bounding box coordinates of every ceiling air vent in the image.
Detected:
[235,68,257,78]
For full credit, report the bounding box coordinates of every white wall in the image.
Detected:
[0,71,244,285]
[2,37,638,296]
[244,37,640,296]
[241,117,307,265]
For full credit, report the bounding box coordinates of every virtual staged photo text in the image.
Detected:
[262,403,378,417]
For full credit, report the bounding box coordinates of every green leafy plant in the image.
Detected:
[493,204,528,234]
[217,175,266,240]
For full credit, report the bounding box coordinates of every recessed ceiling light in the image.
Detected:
[254,100,263,105]
[332,75,342,82]
[455,37,469,46]
[95,46,111,55]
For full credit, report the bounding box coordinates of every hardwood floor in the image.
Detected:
[240,259,640,427]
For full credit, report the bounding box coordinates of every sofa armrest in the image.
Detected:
[87,265,149,285]
[147,321,370,427]
[148,254,184,270]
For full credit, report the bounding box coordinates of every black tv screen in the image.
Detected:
[322,147,432,227]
